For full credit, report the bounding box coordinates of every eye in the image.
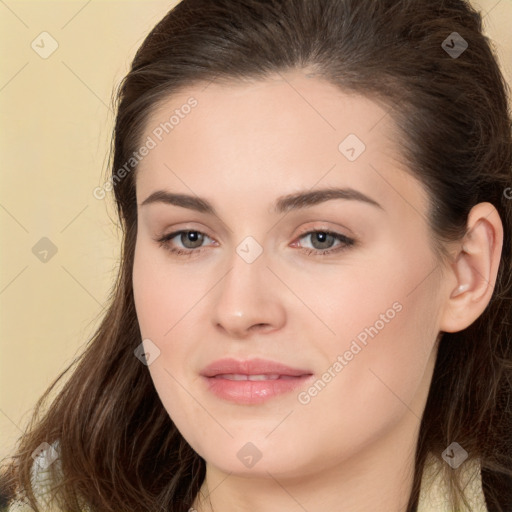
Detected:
[293,229,355,256]
[156,230,215,257]
[155,228,356,258]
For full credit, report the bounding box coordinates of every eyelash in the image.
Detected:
[155,228,355,258]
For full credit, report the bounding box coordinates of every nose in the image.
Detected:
[211,247,286,339]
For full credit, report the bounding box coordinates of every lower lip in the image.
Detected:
[202,375,313,404]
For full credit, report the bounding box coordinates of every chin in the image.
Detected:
[190,435,320,478]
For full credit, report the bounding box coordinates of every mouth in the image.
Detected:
[211,373,301,381]
[200,358,314,404]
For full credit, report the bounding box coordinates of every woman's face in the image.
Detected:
[132,70,448,478]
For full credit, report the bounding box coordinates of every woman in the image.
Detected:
[2,0,511,510]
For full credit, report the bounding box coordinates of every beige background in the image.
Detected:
[1,0,511,460]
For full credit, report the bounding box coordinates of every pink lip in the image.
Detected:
[200,358,314,404]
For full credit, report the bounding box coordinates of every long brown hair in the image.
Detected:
[2,1,512,510]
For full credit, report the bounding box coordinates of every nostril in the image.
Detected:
[250,323,271,332]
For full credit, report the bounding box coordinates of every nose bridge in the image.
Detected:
[212,236,286,336]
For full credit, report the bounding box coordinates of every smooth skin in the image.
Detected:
[132,69,503,512]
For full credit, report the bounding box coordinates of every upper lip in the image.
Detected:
[201,357,312,378]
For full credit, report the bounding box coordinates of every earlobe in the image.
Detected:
[439,202,503,333]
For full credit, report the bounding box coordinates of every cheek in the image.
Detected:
[305,248,440,439]
[132,241,207,341]
[132,243,210,445]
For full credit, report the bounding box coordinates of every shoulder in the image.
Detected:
[418,452,488,512]
[7,441,62,512]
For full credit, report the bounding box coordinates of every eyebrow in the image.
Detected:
[140,187,383,215]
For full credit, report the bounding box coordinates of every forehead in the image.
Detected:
[139,70,395,164]
[134,70,427,217]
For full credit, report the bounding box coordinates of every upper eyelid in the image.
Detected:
[158,218,355,236]
[160,227,354,246]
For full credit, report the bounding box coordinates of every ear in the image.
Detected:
[439,202,504,333]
